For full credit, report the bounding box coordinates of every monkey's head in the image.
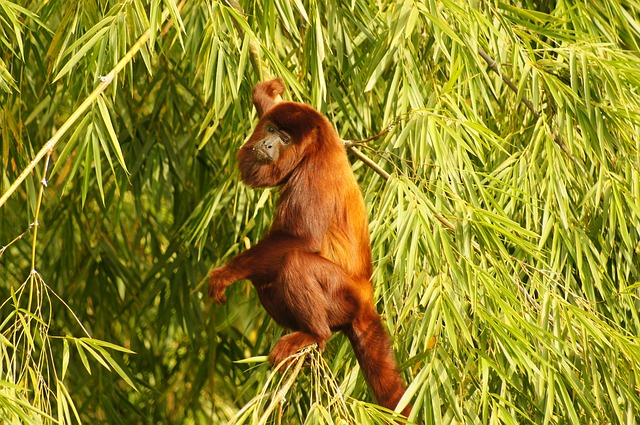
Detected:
[237,79,340,188]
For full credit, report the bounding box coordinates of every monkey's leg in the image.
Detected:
[268,250,360,367]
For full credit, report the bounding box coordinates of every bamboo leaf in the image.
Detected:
[53,23,112,82]
[96,95,129,174]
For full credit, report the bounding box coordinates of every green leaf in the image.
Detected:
[96,95,130,174]
[53,21,113,82]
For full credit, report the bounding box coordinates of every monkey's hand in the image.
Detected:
[208,267,230,304]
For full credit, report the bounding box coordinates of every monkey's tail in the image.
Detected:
[344,310,411,418]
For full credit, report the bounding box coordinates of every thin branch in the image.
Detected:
[346,127,392,145]
[342,143,390,180]
[0,226,31,258]
[477,47,586,175]
[478,47,538,117]
[0,4,182,210]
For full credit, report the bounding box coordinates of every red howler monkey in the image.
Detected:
[208,78,410,417]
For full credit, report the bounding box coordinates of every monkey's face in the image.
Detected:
[251,122,293,163]
[238,102,323,188]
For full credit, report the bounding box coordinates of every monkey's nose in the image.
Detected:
[254,139,279,162]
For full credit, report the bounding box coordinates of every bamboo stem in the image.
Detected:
[30,153,51,271]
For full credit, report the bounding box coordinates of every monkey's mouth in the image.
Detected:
[253,151,272,163]
[252,146,277,163]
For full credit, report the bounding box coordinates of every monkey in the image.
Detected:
[208,78,411,418]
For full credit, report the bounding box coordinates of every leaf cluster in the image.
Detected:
[1,0,640,424]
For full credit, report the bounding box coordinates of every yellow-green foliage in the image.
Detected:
[1,0,639,424]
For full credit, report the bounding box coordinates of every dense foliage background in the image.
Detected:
[1,0,640,423]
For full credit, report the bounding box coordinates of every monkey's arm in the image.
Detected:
[208,231,308,303]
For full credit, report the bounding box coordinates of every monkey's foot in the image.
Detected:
[269,332,324,370]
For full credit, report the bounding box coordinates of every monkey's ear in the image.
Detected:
[252,78,285,117]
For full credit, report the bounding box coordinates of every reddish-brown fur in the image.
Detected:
[208,78,410,418]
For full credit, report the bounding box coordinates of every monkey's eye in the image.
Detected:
[266,124,277,133]
[281,134,291,145]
